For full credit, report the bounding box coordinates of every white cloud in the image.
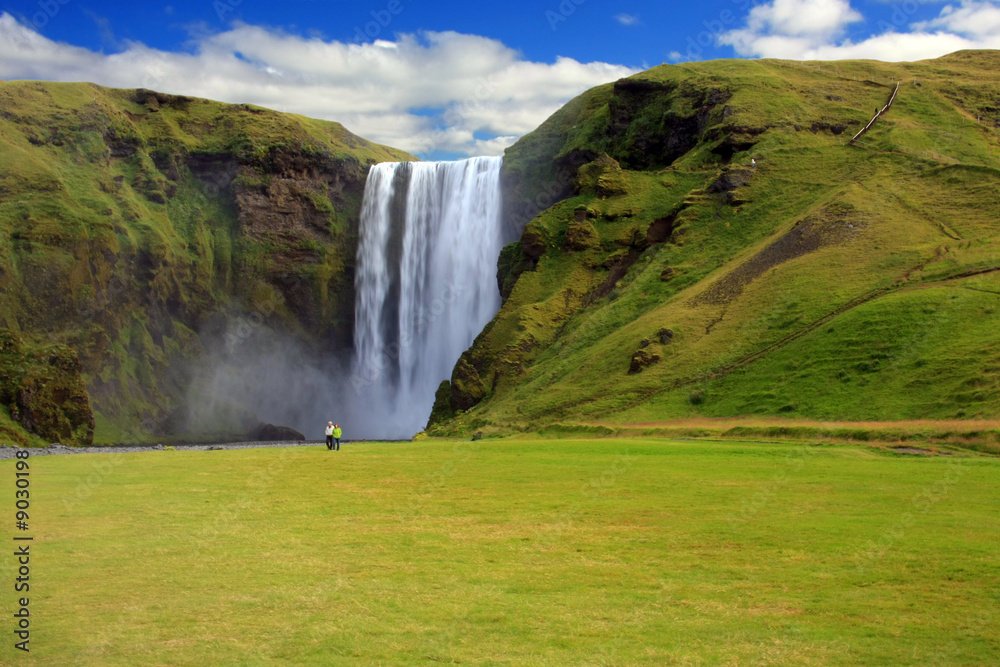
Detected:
[472,135,520,156]
[720,0,863,57]
[720,0,1000,61]
[0,14,637,157]
[793,30,987,61]
[744,0,862,37]
[615,14,640,26]
[915,1,1000,38]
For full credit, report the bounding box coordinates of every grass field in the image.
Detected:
[2,437,997,665]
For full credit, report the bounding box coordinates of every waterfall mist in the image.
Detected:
[351,156,506,438]
[180,325,351,440]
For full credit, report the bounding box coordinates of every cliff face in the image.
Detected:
[0,82,413,442]
[0,330,93,446]
[432,51,1000,433]
[229,149,371,344]
[498,75,734,239]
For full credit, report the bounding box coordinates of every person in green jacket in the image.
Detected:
[332,424,342,451]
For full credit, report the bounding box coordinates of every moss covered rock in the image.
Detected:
[520,222,549,261]
[0,329,95,445]
[426,380,456,429]
[707,166,755,204]
[574,154,629,199]
[451,354,488,412]
[627,348,661,375]
[496,242,536,303]
[565,219,600,251]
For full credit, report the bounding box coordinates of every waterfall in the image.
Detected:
[352,156,505,438]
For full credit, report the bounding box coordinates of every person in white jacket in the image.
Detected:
[325,422,335,450]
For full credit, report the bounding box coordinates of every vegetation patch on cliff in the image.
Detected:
[0,329,93,445]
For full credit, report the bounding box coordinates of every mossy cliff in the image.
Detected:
[0,329,92,446]
[0,81,412,443]
[431,50,1000,434]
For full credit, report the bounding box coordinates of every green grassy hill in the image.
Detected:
[0,81,412,444]
[431,50,1000,435]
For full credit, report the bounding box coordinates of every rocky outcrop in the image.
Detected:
[500,74,733,237]
[451,353,488,412]
[564,220,600,251]
[707,166,754,195]
[706,166,754,205]
[227,151,373,342]
[575,154,626,197]
[628,348,661,375]
[426,380,456,429]
[0,330,94,446]
[520,223,549,261]
[496,243,536,303]
[606,79,731,170]
[248,423,306,442]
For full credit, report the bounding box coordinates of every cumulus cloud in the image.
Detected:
[720,0,862,57]
[753,0,861,36]
[0,13,636,156]
[719,0,1000,60]
[615,14,640,26]
[915,0,1000,38]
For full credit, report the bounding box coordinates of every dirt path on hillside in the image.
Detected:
[663,259,1000,397]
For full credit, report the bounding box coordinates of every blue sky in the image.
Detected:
[1,0,998,158]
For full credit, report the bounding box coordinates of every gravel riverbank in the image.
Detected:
[0,441,337,460]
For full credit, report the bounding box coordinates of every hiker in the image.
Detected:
[332,423,342,451]
[325,421,335,450]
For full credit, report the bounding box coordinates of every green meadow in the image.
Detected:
[2,438,997,665]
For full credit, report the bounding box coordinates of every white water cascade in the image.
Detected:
[352,156,506,438]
